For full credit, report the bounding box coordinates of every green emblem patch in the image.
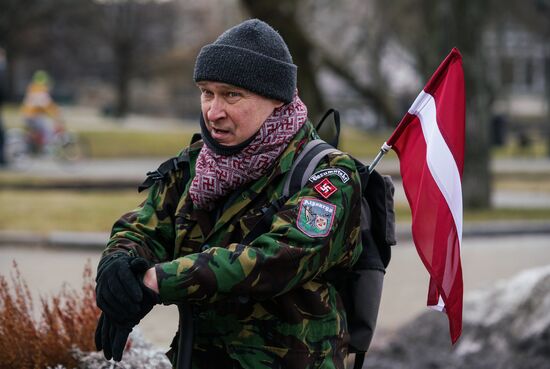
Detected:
[296,198,336,238]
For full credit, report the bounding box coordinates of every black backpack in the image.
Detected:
[240,110,396,369]
[139,111,396,369]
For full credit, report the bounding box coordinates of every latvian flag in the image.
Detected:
[387,48,465,343]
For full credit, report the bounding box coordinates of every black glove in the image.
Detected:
[95,253,144,320]
[95,312,135,361]
[95,256,160,361]
[128,257,161,318]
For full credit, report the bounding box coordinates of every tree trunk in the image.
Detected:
[318,50,399,127]
[114,43,132,118]
[240,0,327,119]
[462,75,492,208]
[4,44,18,102]
[447,0,493,208]
[457,1,493,208]
[546,52,550,157]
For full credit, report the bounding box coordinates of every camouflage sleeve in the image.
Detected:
[103,166,187,263]
[156,152,362,305]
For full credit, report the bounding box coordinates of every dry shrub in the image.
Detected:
[0,260,100,369]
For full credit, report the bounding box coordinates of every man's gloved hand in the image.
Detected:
[95,312,135,361]
[128,257,161,318]
[95,255,160,361]
[95,252,144,320]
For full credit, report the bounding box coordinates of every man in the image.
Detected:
[95,19,362,369]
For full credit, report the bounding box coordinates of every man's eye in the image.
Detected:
[201,89,213,98]
[225,91,243,103]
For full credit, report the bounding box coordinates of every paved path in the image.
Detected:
[3,156,550,208]
[2,234,550,350]
[4,156,550,180]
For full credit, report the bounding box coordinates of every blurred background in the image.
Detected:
[0,0,549,367]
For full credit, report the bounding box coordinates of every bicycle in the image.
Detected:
[5,122,89,169]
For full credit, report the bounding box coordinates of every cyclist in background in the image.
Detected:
[20,70,63,153]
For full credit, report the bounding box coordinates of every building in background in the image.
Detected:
[486,23,549,146]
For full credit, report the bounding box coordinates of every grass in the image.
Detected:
[494,178,550,193]
[79,130,194,158]
[463,207,550,222]
[78,125,391,159]
[491,135,548,158]
[1,188,549,233]
[339,127,395,159]
[394,204,550,223]
[0,189,146,233]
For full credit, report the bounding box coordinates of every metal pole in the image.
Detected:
[368,142,392,174]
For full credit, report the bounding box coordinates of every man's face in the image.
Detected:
[198,81,284,146]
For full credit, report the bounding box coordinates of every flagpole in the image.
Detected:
[369,48,463,177]
[368,142,392,174]
[368,105,416,175]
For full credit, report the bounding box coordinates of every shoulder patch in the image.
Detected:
[296,198,336,238]
[308,168,350,184]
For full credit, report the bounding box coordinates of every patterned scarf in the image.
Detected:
[189,93,307,210]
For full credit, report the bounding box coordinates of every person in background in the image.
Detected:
[20,70,62,153]
[94,19,362,369]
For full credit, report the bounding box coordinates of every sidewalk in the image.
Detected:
[2,219,550,250]
[3,157,550,208]
[3,156,550,184]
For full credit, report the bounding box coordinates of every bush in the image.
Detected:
[0,260,100,369]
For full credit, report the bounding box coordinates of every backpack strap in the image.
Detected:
[353,353,365,369]
[138,152,191,192]
[315,109,341,148]
[243,139,339,245]
[283,139,340,197]
[137,133,202,193]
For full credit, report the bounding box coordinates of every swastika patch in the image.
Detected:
[313,178,337,199]
[296,198,336,238]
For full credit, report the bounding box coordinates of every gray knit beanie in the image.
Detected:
[193,19,297,104]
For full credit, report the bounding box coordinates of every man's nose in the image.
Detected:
[206,97,226,121]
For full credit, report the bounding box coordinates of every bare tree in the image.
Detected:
[303,0,403,126]
[0,0,74,99]
[239,0,327,119]
[375,0,497,208]
[513,0,550,157]
[240,0,400,125]
[92,0,176,117]
[536,1,550,157]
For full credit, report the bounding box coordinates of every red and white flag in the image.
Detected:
[386,48,465,343]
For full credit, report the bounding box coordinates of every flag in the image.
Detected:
[386,48,465,343]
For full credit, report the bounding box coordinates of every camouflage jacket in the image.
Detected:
[104,121,362,369]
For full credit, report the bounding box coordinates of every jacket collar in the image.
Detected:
[186,120,317,243]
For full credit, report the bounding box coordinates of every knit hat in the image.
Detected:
[193,19,297,104]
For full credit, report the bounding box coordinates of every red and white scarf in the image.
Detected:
[189,93,307,210]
